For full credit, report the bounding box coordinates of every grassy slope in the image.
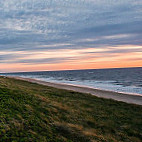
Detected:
[0,77,142,142]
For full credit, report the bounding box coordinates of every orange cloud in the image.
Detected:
[0,45,142,72]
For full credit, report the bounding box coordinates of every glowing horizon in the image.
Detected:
[0,0,142,72]
[1,44,142,72]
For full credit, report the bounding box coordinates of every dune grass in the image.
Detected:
[0,76,142,142]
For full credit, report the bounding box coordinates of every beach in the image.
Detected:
[9,76,142,105]
[1,75,142,141]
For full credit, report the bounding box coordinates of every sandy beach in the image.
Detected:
[8,76,142,105]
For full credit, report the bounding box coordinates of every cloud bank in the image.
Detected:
[0,0,142,71]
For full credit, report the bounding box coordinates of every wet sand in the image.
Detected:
[8,76,142,105]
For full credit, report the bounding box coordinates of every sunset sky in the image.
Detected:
[0,0,142,72]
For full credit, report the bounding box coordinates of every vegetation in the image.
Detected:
[0,76,142,142]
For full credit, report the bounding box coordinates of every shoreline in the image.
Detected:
[7,76,142,105]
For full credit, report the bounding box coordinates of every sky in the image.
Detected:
[0,0,142,72]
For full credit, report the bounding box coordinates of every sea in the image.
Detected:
[1,67,142,96]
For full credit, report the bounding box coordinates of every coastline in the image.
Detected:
[7,76,142,105]
[1,75,142,141]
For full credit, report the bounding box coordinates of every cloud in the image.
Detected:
[0,0,142,71]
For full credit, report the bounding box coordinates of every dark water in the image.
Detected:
[1,67,142,95]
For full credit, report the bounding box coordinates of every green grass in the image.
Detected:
[0,76,142,142]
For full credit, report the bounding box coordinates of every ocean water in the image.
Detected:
[1,67,142,96]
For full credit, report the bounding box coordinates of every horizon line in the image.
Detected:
[1,66,142,74]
